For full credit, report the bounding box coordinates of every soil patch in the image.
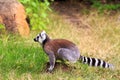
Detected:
[51,1,90,29]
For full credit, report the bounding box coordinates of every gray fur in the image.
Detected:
[57,48,80,63]
[47,52,55,72]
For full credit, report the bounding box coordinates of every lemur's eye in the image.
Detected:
[37,36,39,39]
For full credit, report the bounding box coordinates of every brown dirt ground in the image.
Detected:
[51,1,90,29]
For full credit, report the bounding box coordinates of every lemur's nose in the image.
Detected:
[34,38,37,42]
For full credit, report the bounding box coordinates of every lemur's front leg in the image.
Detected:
[47,52,56,72]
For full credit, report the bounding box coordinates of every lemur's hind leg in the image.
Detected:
[57,48,80,63]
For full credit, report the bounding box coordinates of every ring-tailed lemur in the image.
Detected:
[34,31,114,72]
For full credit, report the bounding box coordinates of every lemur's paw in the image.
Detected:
[46,67,53,73]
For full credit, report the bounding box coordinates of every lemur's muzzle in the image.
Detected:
[34,38,37,42]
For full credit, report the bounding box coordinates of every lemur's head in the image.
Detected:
[34,31,47,44]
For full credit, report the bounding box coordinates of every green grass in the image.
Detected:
[0,34,47,79]
[0,12,120,80]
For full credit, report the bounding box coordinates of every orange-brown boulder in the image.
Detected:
[0,0,30,36]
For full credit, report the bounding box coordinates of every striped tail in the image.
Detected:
[79,56,114,70]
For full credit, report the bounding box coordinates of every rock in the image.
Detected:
[0,0,30,36]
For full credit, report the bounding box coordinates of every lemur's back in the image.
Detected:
[44,39,80,62]
[44,39,79,56]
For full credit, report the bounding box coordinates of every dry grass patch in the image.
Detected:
[47,11,120,72]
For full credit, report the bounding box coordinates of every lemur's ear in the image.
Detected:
[41,30,46,35]
[40,31,46,39]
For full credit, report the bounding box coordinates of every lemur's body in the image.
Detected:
[34,31,114,72]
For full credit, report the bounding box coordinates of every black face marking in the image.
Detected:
[37,36,39,39]
[39,34,42,38]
